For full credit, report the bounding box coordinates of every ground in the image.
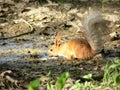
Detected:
[0,0,120,90]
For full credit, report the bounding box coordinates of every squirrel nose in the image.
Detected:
[51,42,54,45]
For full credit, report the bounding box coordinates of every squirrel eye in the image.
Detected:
[50,49,53,51]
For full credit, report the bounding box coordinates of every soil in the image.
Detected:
[0,0,120,89]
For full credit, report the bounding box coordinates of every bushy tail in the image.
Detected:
[83,11,110,53]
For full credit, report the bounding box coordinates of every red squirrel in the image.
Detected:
[48,11,110,60]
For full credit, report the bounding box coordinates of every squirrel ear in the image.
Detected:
[55,40,61,46]
[55,31,62,46]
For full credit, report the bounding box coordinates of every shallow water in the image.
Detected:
[0,37,49,64]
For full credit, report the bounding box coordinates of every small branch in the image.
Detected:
[14,18,33,31]
[0,70,19,87]
[44,0,59,7]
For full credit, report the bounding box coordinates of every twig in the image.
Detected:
[0,70,12,77]
[44,0,59,7]
[14,18,33,31]
[0,70,18,86]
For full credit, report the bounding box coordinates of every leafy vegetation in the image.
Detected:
[28,78,41,90]
[100,0,109,10]
[56,72,69,90]
[103,58,120,86]
[28,58,120,90]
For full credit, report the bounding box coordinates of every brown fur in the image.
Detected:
[48,11,110,60]
[48,38,94,60]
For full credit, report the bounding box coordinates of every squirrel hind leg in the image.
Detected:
[83,48,95,60]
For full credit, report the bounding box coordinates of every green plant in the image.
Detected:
[47,80,55,90]
[69,80,93,90]
[83,74,93,80]
[46,72,70,90]
[100,0,109,10]
[103,58,120,86]
[101,0,109,4]
[71,80,81,90]
[47,71,52,76]
[51,0,64,3]
[82,81,93,90]
[28,59,120,90]
[28,78,41,90]
[56,72,70,90]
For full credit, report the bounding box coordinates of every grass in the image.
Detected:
[100,0,109,11]
[28,58,120,90]
[102,58,120,86]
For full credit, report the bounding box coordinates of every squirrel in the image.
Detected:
[48,11,110,60]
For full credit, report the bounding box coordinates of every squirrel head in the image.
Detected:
[48,31,62,56]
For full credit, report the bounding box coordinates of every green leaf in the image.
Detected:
[83,74,92,80]
[47,81,55,90]
[28,78,40,90]
[47,71,52,76]
[115,75,120,84]
[56,72,70,90]
[101,0,108,4]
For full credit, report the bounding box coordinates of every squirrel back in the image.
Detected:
[83,11,110,54]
